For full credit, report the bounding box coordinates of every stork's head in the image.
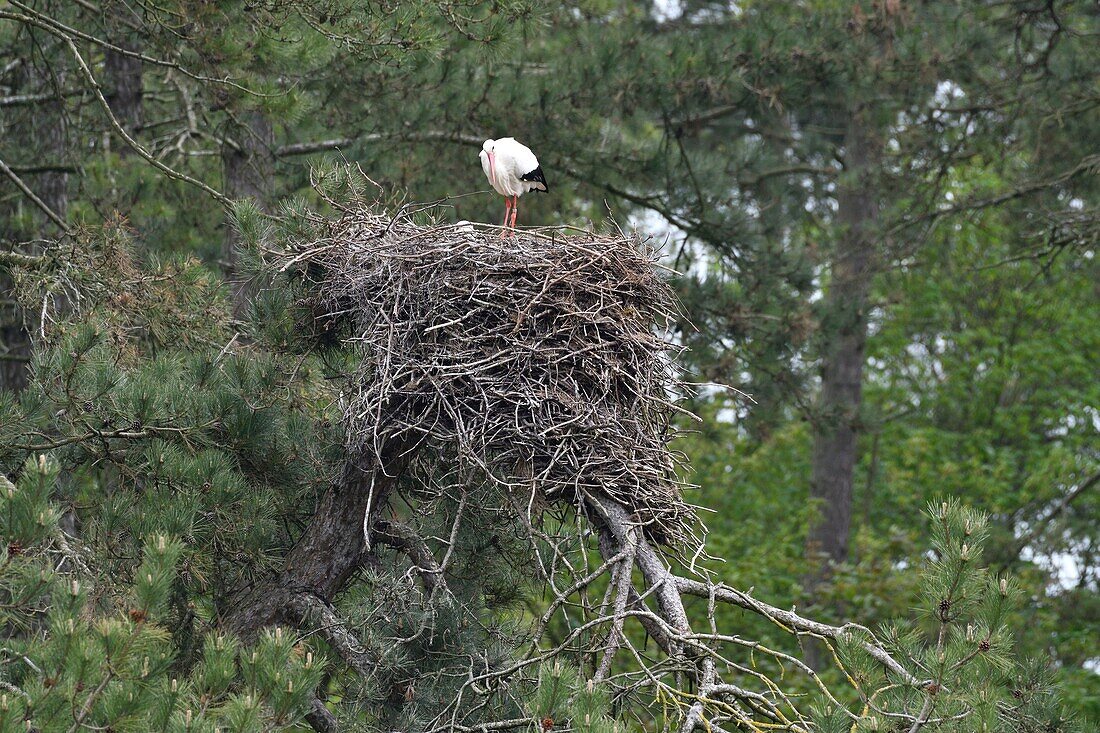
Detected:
[480,139,497,185]
[479,139,496,164]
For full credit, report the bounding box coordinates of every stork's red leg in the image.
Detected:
[502,196,518,238]
[510,196,519,230]
[501,197,512,238]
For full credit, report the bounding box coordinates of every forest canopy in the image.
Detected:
[0,1,1097,732]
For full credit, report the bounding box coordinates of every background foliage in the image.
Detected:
[1,0,1096,730]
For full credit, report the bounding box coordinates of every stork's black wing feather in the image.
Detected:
[520,166,549,192]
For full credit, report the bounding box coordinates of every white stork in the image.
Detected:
[479,138,549,235]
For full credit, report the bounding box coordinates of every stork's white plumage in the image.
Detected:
[479,137,548,235]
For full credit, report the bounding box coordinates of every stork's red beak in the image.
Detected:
[487,151,497,187]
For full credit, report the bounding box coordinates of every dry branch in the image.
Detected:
[374,518,449,595]
[286,592,378,678]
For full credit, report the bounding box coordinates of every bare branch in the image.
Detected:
[305,697,338,733]
[277,138,359,156]
[674,577,920,685]
[5,164,80,175]
[0,90,82,107]
[276,131,483,157]
[373,518,449,595]
[286,593,377,678]
[0,155,72,234]
[0,249,45,269]
[1,10,232,208]
[593,510,638,681]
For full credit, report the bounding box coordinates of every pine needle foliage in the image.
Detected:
[810,500,1077,733]
[0,210,1082,733]
[0,456,326,732]
[0,225,340,731]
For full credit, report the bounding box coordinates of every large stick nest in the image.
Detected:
[277,206,698,547]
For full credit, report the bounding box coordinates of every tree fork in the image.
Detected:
[589,497,694,662]
[222,437,418,637]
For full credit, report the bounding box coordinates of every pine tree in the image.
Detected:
[1,184,1081,731]
[0,455,327,732]
[2,1,1096,729]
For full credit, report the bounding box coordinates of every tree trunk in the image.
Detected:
[221,111,275,317]
[2,67,71,391]
[0,297,30,392]
[101,41,144,226]
[223,438,417,638]
[805,108,881,591]
[32,75,69,224]
[104,44,144,151]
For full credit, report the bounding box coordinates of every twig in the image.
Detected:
[0,155,71,234]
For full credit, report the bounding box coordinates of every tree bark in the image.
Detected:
[222,111,275,317]
[31,73,69,224]
[103,44,143,151]
[1,65,71,391]
[0,296,30,392]
[804,108,882,591]
[222,438,417,638]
